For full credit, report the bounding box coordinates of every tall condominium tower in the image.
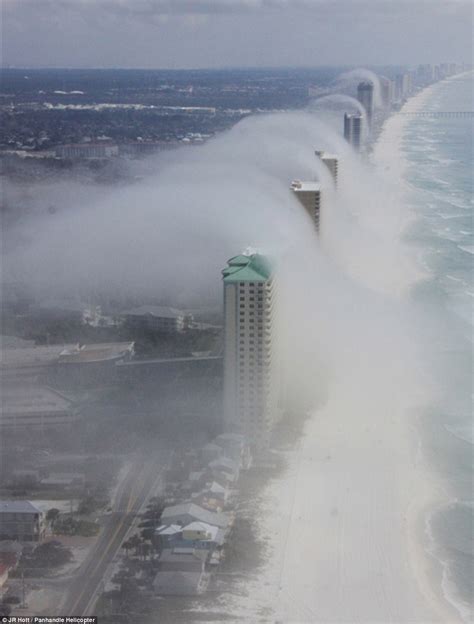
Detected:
[291,180,322,232]
[315,150,338,187]
[379,76,394,108]
[357,81,374,129]
[344,113,363,151]
[222,253,278,452]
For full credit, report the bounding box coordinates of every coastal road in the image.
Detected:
[61,456,166,616]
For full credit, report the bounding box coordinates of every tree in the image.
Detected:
[127,534,141,556]
[139,542,151,560]
[46,508,60,533]
[30,541,73,568]
[121,539,132,558]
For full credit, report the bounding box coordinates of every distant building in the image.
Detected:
[119,142,164,157]
[315,151,338,187]
[0,384,76,430]
[222,253,278,452]
[357,82,374,130]
[122,305,193,333]
[0,501,44,542]
[344,113,363,151]
[55,143,119,159]
[416,64,435,85]
[30,299,88,323]
[394,74,410,102]
[56,341,135,386]
[57,342,134,365]
[1,342,135,390]
[291,180,322,232]
[0,344,67,385]
[379,77,394,108]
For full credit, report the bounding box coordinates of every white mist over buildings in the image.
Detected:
[344,113,363,151]
[290,180,322,233]
[357,81,375,131]
[4,81,425,458]
[315,150,338,187]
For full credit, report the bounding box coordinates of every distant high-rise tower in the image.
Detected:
[379,76,394,108]
[344,113,363,151]
[395,73,411,102]
[315,150,338,187]
[222,252,278,452]
[291,180,322,232]
[357,81,374,129]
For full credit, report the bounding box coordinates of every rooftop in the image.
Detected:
[315,150,338,160]
[291,180,322,192]
[1,345,73,370]
[156,524,183,536]
[161,502,229,529]
[1,342,134,368]
[222,253,272,284]
[183,522,219,541]
[1,385,73,414]
[122,305,188,319]
[0,501,41,514]
[58,342,134,364]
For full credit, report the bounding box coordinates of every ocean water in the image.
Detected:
[402,73,473,621]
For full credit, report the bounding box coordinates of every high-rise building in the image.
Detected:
[344,113,363,151]
[291,180,322,232]
[357,81,374,129]
[315,150,338,187]
[379,77,394,108]
[222,252,278,452]
[394,73,410,102]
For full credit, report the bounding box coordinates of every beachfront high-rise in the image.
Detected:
[357,81,374,130]
[315,150,338,187]
[222,252,278,452]
[379,76,394,109]
[291,180,322,233]
[344,113,363,151]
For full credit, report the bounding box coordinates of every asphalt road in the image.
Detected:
[61,457,165,616]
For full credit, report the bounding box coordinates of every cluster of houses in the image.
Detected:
[150,432,249,596]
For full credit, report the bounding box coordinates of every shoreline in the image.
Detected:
[213,78,468,623]
[378,75,472,624]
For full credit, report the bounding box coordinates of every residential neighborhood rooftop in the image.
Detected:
[0,501,42,514]
[161,502,229,529]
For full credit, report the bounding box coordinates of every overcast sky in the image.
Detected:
[2,0,472,69]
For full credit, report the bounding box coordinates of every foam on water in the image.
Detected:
[401,72,474,622]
